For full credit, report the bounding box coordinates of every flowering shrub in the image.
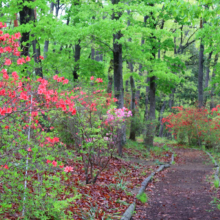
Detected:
[53,84,132,184]
[162,106,220,147]
[0,24,132,218]
[0,24,81,218]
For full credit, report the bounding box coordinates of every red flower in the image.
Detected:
[4,58,11,66]
[26,56,31,62]
[52,160,57,167]
[96,78,103,83]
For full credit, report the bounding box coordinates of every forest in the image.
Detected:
[0,0,220,219]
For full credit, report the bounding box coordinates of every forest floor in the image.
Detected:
[132,147,220,220]
[2,140,220,219]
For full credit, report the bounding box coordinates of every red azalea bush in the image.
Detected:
[162,106,220,148]
[0,22,132,218]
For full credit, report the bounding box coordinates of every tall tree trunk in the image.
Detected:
[210,53,218,110]
[127,9,136,141]
[204,51,213,106]
[73,41,81,81]
[198,18,205,108]
[198,39,204,108]
[112,0,124,156]
[144,7,156,148]
[128,62,136,141]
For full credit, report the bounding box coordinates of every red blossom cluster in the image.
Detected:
[162,106,220,145]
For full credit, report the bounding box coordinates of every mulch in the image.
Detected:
[132,148,220,220]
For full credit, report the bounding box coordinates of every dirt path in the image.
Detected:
[132,148,220,220]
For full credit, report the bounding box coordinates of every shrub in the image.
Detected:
[162,106,220,148]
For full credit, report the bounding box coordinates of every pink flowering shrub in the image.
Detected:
[0,23,132,218]
[0,24,79,218]
[53,84,132,184]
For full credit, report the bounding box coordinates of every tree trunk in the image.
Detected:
[91,48,95,60]
[125,80,129,92]
[159,101,166,137]
[112,0,124,156]
[144,8,156,148]
[107,59,113,94]
[210,53,218,110]
[128,62,136,141]
[32,39,43,77]
[73,41,81,81]
[44,2,54,59]
[198,18,205,108]
[204,51,213,106]
[205,51,213,88]
[198,39,204,108]
[19,1,35,57]
[145,75,156,147]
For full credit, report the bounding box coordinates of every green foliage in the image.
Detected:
[214,178,219,189]
[136,192,148,203]
[108,179,129,191]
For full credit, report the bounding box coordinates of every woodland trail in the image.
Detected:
[132,148,220,220]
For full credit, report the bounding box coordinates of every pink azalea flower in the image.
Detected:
[64,166,73,172]
[52,160,57,167]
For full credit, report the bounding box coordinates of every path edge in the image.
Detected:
[120,154,174,220]
[205,151,220,187]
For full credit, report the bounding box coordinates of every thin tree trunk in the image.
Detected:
[159,101,166,137]
[210,53,218,110]
[205,51,213,88]
[107,59,113,94]
[198,18,205,108]
[44,2,54,59]
[128,62,136,141]
[144,77,150,119]
[32,39,43,77]
[198,39,204,108]
[204,51,213,106]
[125,80,129,92]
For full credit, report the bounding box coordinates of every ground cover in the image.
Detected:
[1,139,173,219]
